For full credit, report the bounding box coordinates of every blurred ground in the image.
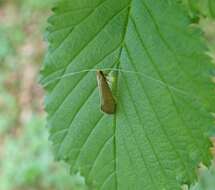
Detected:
[0,1,214,190]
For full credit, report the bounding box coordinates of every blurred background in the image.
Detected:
[0,1,214,190]
[0,0,87,190]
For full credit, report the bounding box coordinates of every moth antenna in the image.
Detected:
[41,67,200,102]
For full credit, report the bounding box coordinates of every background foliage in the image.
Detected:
[182,0,215,19]
[0,0,215,190]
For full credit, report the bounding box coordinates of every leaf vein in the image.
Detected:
[51,0,108,53]
[119,101,159,189]
[87,135,114,178]
[100,171,116,190]
[124,44,191,181]
[71,114,104,170]
[130,15,208,163]
[49,4,129,89]
[57,86,98,155]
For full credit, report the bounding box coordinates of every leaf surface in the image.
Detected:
[40,0,215,189]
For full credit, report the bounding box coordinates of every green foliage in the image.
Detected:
[0,27,25,63]
[40,0,215,189]
[0,28,13,59]
[23,0,54,9]
[0,116,87,190]
[0,88,17,133]
[182,0,215,19]
[191,164,215,190]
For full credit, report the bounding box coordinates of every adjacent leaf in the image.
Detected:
[40,0,215,189]
[182,0,215,19]
[191,163,215,190]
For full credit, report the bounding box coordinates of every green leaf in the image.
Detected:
[40,0,215,189]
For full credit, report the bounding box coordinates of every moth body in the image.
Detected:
[96,70,116,114]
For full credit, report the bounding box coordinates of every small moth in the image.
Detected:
[96,70,116,114]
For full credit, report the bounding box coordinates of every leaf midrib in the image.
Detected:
[113,1,132,189]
